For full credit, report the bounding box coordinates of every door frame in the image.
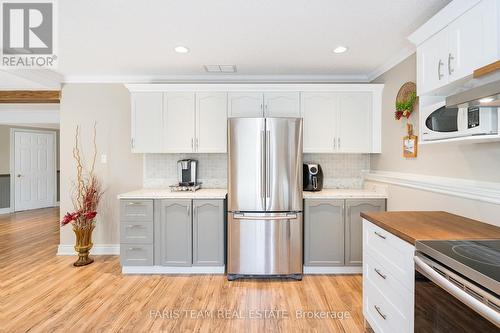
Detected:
[9,128,58,212]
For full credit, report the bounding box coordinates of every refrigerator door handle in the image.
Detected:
[261,130,266,206]
[266,130,271,198]
[233,213,298,220]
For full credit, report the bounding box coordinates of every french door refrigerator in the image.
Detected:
[227,117,303,280]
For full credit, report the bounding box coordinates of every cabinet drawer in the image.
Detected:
[120,244,153,266]
[120,221,153,244]
[364,252,413,317]
[363,220,415,292]
[120,200,154,222]
[364,278,412,333]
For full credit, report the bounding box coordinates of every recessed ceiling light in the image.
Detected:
[174,46,189,54]
[333,46,348,54]
[479,97,494,104]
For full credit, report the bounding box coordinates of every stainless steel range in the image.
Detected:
[415,239,500,330]
[227,117,303,280]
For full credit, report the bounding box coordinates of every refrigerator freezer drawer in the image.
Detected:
[227,212,303,276]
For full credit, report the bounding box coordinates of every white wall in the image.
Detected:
[59,84,143,246]
[370,54,500,226]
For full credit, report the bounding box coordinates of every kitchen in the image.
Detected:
[1,0,500,332]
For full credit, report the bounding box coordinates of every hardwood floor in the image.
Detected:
[0,208,366,332]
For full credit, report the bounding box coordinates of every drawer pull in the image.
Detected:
[374,305,387,320]
[128,247,143,251]
[127,202,143,206]
[374,231,386,239]
[127,224,145,229]
[374,268,387,279]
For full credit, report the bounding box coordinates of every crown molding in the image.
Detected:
[367,46,416,82]
[365,170,500,205]
[63,73,371,84]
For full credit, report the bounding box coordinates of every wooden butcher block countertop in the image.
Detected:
[360,211,500,245]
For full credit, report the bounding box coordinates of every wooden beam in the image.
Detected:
[0,90,60,103]
[473,61,500,78]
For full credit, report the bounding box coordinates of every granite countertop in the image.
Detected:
[361,211,500,245]
[118,188,387,200]
[302,188,387,199]
[117,188,227,199]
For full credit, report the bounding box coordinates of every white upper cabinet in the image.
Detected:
[228,92,264,117]
[127,84,383,154]
[301,92,337,153]
[163,92,196,153]
[337,92,372,153]
[413,0,499,95]
[131,92,163,153]
[264,92,300,117]
[417,30,449,95]
[196,92,227,153]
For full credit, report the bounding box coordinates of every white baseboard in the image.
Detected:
[365,170,500,205]
[303,266,363,274]
[57,244,120,255]
[0,207,11,215]
[122,265,226,274]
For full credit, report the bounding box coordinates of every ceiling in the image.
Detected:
[9,0,453,86]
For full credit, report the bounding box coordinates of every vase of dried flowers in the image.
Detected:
[61,123,103,267]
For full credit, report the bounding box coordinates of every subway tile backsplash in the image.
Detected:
[144,153,369,189]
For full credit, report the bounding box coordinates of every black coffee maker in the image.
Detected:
[303,163,323,191]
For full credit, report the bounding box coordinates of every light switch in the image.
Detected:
[101,154,107,164]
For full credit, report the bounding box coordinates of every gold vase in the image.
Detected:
[73,223,95,267]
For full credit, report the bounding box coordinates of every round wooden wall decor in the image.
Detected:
[395,81,417,120]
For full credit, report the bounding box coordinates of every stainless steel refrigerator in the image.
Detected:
[227,117,303,280]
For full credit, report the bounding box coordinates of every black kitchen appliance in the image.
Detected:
[414,239,500,331]
[177,159,198,186]
[303,163,323,191]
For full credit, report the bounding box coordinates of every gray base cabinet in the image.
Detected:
[120,198,225,268]
[192,200,225,266]
[345,199,386,266]
[304,199,345,266]
[156,199,193,266]
[304,198,386,267]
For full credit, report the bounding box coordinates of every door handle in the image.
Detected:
[374,305,387,320]
[191,138,194,150]
[186,205,190,217]
[233,213,298,220]
[266,130,271,198]
[261,130,266,206]
[374,231,386,239]
[374,268,387,279]
[438,59,444,80]
[448,53,454,75]
[195,138,199,151]
[17,174,22,178]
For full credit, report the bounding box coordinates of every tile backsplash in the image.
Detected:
[144,153,369,189]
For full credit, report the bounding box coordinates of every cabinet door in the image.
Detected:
[163,92,195,152]
[301,92,337,153]
[264,92,300,117]
[196,92,227,153]
[227,92,264,117]
[448,0,495,82]
[417,29,449,95]
[337,92,372,153]
[192,199,224,266]
[345,199,386,266]
[157,199,192,266]
[131,93,163,153]
[304,199,344,266]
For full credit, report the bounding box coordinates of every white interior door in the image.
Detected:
[14,131,55,211]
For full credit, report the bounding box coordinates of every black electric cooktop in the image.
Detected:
[416,239,500,295]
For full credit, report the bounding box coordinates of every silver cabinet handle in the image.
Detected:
[195,138,199,151]
[448,53,454,75]
[374,268,387,279]
[438,59,444,80]
[186,205,190,216]
[131,138,135,148]
[128,247,142,251]
[374,305,387,320]
[338,137,341,150]
[265,104,268,117]
[333,138,336,150]
[191,138,194,150]
[127,224,145,229]
[374,231,386,239]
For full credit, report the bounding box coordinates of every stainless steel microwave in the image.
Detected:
[421,101,498,141]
